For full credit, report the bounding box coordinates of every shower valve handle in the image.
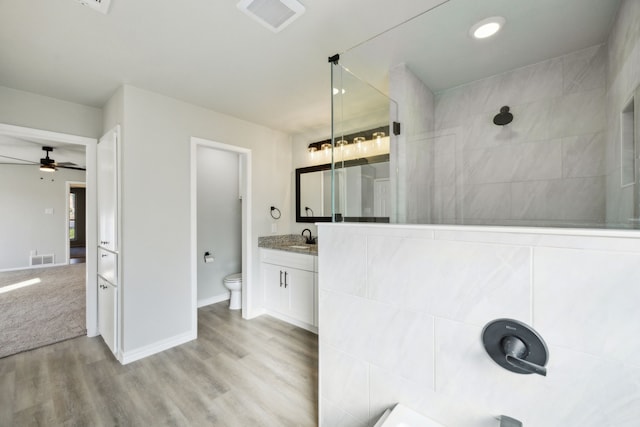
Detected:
[502,336,547,376]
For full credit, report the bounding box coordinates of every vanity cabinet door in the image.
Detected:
[286,268,314,326]
[262,261,315,327]
[98,276,117,355]
[263,262,286,313]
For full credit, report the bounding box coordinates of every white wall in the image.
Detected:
[318,223,640,427]
[197,146,241,304]
[0,85,103,138]
[115,85,292,356]
[0,164,86,270]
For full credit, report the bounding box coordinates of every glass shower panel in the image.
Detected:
[331,0,640,230]
[331,60,397,223]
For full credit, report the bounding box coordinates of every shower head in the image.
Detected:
[493,106,513,126]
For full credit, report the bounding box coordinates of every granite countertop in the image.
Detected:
[258,234,318,255]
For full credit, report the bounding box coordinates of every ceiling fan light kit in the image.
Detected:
[40,146,57,172]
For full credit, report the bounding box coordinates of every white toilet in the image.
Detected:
[223,273,242,310]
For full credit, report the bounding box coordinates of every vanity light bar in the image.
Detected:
[307,125,389,152]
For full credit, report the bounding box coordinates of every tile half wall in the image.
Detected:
[318,223,640,427]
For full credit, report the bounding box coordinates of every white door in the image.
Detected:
[97,126,118,251]
[374,178,390,217]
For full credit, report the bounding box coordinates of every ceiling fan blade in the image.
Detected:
[0,153,38,164]
[58,164,86,171]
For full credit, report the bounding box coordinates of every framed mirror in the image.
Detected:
[295,154,390,223]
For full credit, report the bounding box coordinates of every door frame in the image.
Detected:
[66,181,86,264]
[0,123,98,336]
[190,137,253,330]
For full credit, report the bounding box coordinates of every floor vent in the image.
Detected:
[30,254,55,266]
[237,0,305,33]
[74,0,112,15]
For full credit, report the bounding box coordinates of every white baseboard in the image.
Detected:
[263,310,318,334]
[197,292,230,308]
[119,329,196,365]
[245,307,266,320]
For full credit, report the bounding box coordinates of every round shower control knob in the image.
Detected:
[482,318,549,376]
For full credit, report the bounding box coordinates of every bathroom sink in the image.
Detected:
[374,404,445,427]
[288,245,310,249]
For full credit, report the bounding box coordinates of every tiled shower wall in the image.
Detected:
[605,0,640,225]
[433,44,607,226]
[318,223,640,427]
[393,44,618,227]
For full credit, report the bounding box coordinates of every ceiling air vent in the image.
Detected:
[237,0,305,33]
[75,0,112,15]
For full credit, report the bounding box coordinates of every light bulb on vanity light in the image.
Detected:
[353,136,366,152]
[372,132,385,146]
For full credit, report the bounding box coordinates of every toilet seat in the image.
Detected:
[224,273,242,283]
[223,273,242,310]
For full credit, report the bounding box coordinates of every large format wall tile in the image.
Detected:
[320,345,370,423]
[320,397,369,427]
[549,88,606,139]
[318,227,367,297]
[510,177,605,223]
[369,365,497,427]
[321,289,436,387]
[558,176,606,221]
[508,99,552,144]
[563,44,607,95]
[464,141,562,185]
[562,132,606,178]
[435,318,640,426]
[462,183,512,220]
[433,44,607,227]
[367,235,531,326]
[319,223,640,427]
[534,247,640,366]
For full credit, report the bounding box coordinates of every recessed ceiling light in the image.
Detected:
[470,16,506,39]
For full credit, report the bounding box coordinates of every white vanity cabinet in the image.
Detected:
[261,249,317,333]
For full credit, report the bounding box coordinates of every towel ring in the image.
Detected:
[270,206,281,220]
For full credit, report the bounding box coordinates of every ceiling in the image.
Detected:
[0,0,623,137]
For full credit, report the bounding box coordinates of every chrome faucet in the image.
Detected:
[301,228,316,244]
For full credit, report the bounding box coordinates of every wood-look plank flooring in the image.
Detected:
[0,302,318,426]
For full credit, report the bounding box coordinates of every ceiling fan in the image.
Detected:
[39,146,86,172]
[0,146,86,172]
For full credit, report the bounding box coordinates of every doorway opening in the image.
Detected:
[0,123,98,343]
[190,137,252,335]
[67,182,87,264]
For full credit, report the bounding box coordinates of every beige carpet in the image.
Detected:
[0,263,86,358]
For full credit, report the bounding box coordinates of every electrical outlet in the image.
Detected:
[271,223,278,233]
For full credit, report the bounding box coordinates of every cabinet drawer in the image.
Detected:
[98,248,117,284]
[260,249,315,271]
